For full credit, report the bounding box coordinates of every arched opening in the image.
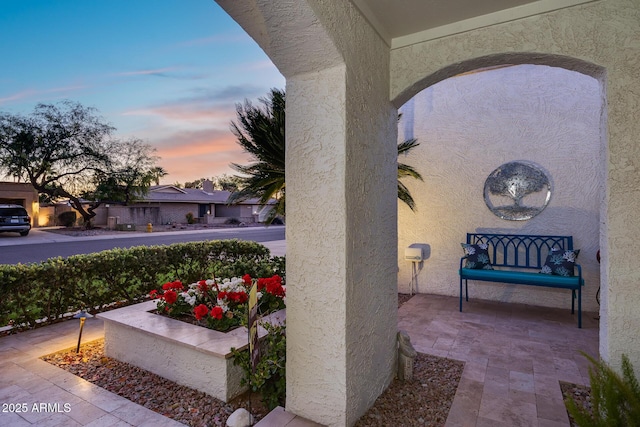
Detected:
[397,56,606,317]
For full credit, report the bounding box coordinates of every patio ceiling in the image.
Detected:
[350,0,596,48]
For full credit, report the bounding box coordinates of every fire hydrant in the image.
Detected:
[146,223,153,233]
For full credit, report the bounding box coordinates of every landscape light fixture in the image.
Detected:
[73,310,93,353]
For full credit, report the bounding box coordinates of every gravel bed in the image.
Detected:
[42,339,464,426]
[560,381,594,427]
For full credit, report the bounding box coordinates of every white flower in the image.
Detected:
[181,292,196,306]
[217,299,229,312]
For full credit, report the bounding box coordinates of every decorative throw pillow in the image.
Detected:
[461,243,493,270]
[541,247,580,276]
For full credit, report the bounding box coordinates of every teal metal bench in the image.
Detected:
[459,233,585,327]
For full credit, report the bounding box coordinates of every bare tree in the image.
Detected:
[0,101,164,227]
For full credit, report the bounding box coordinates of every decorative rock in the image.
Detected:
[226,408,254,427]
[397,330,417,381]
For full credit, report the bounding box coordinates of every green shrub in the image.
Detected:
[0,239,283,328]
[57,211,77,227]
[225,217,241,225]
[566,353,640,426]
[186,212,195,224]
[232,322,286,410]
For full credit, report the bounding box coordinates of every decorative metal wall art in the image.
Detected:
[483,161,552,221]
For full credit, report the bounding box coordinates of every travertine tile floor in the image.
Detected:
[0,317,186,426]
[399,294,599,427]
[0,293,598,426]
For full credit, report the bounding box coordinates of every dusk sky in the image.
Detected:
[0,0,285,185]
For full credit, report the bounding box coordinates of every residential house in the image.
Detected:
[100,181,272,227]
[0,182,39,226]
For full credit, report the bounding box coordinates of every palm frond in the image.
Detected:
[397,136,422,210]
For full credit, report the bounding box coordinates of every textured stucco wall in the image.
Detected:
[285,1,397,423]
[397,64,602,313]
[216,1,399,425]
[391,0,640,370]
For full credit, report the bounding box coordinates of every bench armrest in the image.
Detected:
[575,263,583,283]
[460,256,468,270]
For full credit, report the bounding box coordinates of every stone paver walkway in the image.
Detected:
[399,294,599,427]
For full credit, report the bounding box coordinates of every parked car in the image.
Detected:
[0,204,31,236]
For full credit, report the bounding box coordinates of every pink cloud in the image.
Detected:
[0,84,88,105]
[123,105,230,121]
[123,104,233,123]
[114,67,178,77]
[151,128,251,184]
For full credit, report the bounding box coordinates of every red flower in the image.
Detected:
[235,291,248,304]
[197,280,209,292]
[149,289,158,299]
[257,278,267,291]
[262,275,285,297]
[164,290,178,304]
[242,274,252,285]
[210,306,223,320]
[218,291,227,300]
[267,282,285,297]
[194,304,209,320]
[225,291,248,303]
[163,281,183,291]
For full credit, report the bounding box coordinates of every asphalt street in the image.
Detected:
[0,226,286,265]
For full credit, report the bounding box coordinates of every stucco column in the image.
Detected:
[285,64,397,426]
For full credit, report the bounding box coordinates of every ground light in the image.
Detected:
[73,310,93,353]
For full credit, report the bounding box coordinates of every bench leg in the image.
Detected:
[571,290,575,314]
[578,287,582,329]
[459,278,463,312]
[465,281,469,302]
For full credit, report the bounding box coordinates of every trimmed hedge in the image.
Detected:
[0,239,285,329]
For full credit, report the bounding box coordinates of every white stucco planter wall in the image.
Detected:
[397,64,602,313]
[97,301,285,403]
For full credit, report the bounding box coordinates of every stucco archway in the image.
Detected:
[395,56,605,315]
[392,52,605,108]
[389,0,640,374]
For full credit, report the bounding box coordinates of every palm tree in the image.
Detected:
[228,89,423,222]
[228,88,286,223]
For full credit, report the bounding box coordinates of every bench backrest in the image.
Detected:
[467,233,573,270]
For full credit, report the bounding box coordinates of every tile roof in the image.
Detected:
[142,186,266,205]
